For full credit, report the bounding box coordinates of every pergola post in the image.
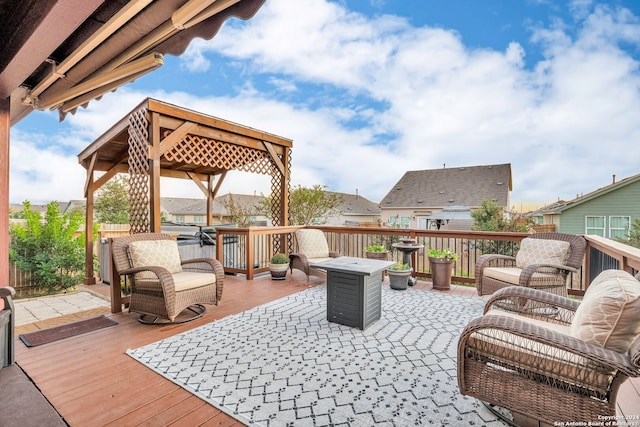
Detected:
[0,99,9,291]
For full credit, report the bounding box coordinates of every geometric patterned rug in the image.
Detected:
[126,285,508,426]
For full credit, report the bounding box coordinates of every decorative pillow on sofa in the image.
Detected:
[570,269,640,353]
[515,238,570,271]
[128,240,182,280]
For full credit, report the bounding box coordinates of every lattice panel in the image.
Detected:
[270,149,292,253]
[163,133,274,174]
[128,108,151,234]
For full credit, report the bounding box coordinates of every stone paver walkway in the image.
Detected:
[14,292,110,327]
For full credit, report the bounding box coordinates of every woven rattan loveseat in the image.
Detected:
[458,270,640,425]
[111,233,224,324]
[475,232,586,297]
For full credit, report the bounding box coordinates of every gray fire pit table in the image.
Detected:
[311,256,396,330]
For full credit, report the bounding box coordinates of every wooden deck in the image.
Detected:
[13,272,640,426]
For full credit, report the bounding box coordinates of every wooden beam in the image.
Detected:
[94,163,128,190]
[150,99,293,147]
[159,120,198,155]
[84,173,96,285]
[0,99,9,289]
[158,115,281,152]
[149,111,161,232]
[187,171,209,197]
[83,152,97,197]
[263,141,285,176]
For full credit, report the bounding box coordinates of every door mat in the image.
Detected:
[19,315,118,347]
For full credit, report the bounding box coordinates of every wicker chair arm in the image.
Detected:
[461,314,640,377]
[119,265,176,294]
[289,252,309,263]
[329,251,341,258]
[0,286,16,298]
[476,253,516,268]
[485,286,580,317]
[518,263,577,286]
[181,257,224,302]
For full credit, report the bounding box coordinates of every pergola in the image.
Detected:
[77,97,292,284]
[0,0,267,295]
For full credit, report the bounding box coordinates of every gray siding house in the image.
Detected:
[532,173,640,239]
[379,163,512,230]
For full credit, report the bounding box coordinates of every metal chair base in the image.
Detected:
[138,304,207,325]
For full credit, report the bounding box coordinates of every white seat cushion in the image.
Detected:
[136,271,216,292]
[483,266,566,288]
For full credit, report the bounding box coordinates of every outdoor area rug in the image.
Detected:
[19,315,117,347]
[126,285,508,426]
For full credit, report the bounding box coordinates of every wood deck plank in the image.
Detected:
[13,273,640,425]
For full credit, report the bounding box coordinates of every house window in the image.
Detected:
[175,215,185,223]
[193,215,204,223]
[609,216,630,240]
[400,216,410,228]
[585,216,605,237]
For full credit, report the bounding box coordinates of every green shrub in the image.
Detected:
[270,253,289,264]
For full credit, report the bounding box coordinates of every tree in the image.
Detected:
[95,175,130,224]
[616,218,640,249]
[260,185,343,225]
[10,201,87,294]
[222,194,259,227]
[471,199,533,255]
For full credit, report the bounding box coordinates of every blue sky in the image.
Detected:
[11,0,640,211]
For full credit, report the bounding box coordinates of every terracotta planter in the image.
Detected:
[365,251,388,261]
[387,268,411,290]
[429,257,454,290]
[269,263,289,280]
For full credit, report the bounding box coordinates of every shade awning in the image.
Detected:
[2,0,266,125]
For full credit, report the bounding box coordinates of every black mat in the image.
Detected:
[19,315,117,347]
[0,364,67,426]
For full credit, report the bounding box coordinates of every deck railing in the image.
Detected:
[215,226,640,294]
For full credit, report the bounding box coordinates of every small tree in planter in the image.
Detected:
[269,253,289,280]
[428,248,458,290]
[387,261,411,291]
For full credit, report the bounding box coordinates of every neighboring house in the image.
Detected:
[529,173,640,239]
[325,191,380,226]
[378,163,512,230]
[161,194,268,225]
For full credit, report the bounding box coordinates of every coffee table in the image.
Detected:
[311,256,396,330]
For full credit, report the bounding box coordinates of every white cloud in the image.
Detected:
[11,0,640,212]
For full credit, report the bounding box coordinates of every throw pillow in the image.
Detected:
[128,239,182,280]
[570,269,640,353]
[515,238,571,271]
[295,229,329,259]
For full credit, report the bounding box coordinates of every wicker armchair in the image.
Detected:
[111,233,224,324]
[458,270,640,425]
[1,286,15,368]
[289,229,341,282]
[475,232,586,297]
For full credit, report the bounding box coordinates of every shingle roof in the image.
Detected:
[379,163,512,209]
[327,192,380,215]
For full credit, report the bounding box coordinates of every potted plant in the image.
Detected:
[365,244,388,260]
[428,248,458,290]
[269,253,289,280]
[387,261,411,290]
